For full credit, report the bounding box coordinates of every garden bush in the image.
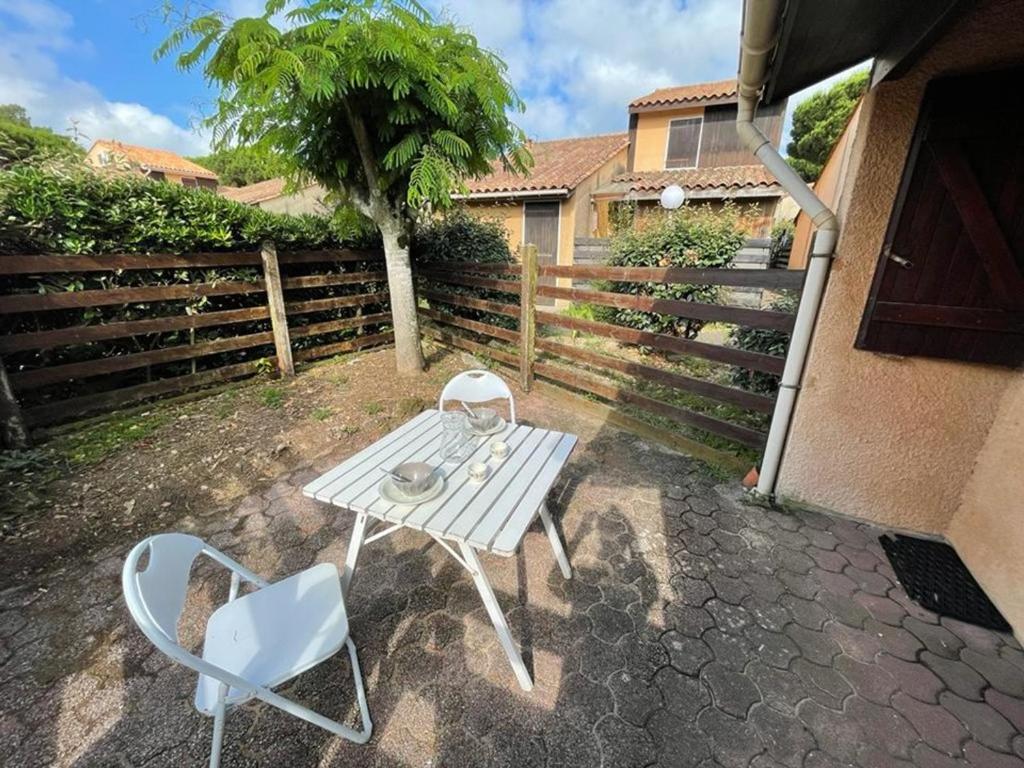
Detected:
[414,208,518,331]
[0,161,375,256]
[601,203,747,339]
[728,292,798,395]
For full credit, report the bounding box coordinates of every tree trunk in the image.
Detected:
[378,219,424,375]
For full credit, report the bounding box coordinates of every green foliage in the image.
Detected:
[414,208,517,330]
[188,145,290,186]
[786,70,869,181]
[261,386,286,409]
[363,400,383,415]
[729,293,798,395]
[160,0,531,216]
[311,406,333,421]
[0,160,372,255]
[0,104,83,168]
[413,208,511,264]
[770,219,794,268]
[602,205,746,339]
[54,410,174,466]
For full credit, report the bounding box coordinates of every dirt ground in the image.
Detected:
[0,344,468,583]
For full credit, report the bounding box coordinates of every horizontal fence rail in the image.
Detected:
[416,249,803,455]
[0,245,392,428]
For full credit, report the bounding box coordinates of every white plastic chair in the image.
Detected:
[122,533,372,767]
[438,369,517,424]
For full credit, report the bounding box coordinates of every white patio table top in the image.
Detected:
[302,408,578,690]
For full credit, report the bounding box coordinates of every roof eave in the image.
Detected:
[454,188,571,201]
[628,95,739,114]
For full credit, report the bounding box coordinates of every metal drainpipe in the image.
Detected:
[736,0,840,498]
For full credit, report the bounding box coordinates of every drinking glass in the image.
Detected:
[440,412,472,462]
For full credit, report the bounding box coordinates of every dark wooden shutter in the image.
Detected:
[524,201,560,307]
[856,66,1024,367]
[665,118,702,169]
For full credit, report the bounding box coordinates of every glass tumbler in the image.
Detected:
[440,412,472,462]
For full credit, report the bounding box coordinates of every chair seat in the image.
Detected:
[195,562,349,714]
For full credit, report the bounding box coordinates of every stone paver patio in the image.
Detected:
[1,387,1022,767]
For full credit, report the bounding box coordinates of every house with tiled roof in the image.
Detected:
[462,79,787,275]
[591,78,788,236]
[458,133,629,296]
[218,177,328,215]
[84,140,219,189]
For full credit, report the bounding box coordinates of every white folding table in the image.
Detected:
[302,409,578,690]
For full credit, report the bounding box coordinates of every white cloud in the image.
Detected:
[432,0,741,139]
[0,0,210,156]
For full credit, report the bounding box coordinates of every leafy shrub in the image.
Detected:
[414,208,518,330]
[602,204,747,339]
[413,208,512,265]
[0,161,375,255]
[728,292,798,395]
[769,220,794,268]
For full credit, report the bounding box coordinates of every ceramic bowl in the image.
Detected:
[468,462,489,482]
[391,462,436,495]
[467,407,499,431]
[490,441,510,459]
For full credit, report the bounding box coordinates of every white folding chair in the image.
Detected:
[438,369,517,424]
[122,533,372,768]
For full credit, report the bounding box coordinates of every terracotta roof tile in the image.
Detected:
[630,79,738,109]
[612,165,782,195]
[218,177,289,204]
[463,133,629,195]
[88,140,219,180]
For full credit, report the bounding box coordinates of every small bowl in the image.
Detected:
[390,462,436,495]
[467,407,499,432]
[468,462,489,482]
[490,441,510,460]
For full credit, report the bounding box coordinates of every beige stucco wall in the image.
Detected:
[777,0,1024,632]
[258,185,329,215]
[946,379,1024,630]
[632,107,704,171]
[466,201,525,255]
[790,102,864,270]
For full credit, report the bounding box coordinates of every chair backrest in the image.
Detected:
[438,369,516,424]
[123,532,267,698]
[122,533,207,646]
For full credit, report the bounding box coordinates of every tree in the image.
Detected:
[0,104,83,168]
[786,70,869,181]
[160,0,531,375]
[188,145,290,186]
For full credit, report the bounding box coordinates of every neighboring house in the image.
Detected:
[740,0,1024,632]
[218,177,329,215]
[459,133,629,302]
[85,140,218,189]
[594,79,787,236]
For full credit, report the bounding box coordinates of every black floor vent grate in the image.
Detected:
[879,533,1011,632]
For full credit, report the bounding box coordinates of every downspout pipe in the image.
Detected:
[736,0,839,498]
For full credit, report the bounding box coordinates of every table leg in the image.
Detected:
[457,542,533,691]
[539,503,572,580]
[341,511,368,597]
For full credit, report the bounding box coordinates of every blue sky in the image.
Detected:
[0,0,849,157]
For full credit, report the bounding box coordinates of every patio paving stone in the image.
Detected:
[1,370,1022,767]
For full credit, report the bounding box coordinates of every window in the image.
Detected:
[856,66,1024,368]
[665,117,702,169]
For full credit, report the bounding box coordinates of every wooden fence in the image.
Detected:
[0,244,391,430]
[417,248,805,453]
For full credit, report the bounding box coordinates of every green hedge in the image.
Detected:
[414,209,519,331]
[600,203,747,339]
[728,292,798,395]
[0,162,375,255]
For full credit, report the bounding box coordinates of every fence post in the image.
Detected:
[0,356,30,449]
[519,243,538,392]
[260,240,295,377]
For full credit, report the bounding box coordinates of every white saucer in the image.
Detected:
[470,416,506,437]
[379,473,445,505]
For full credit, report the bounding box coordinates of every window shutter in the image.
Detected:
[856,66,1024,367]
[665,118,702,169]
